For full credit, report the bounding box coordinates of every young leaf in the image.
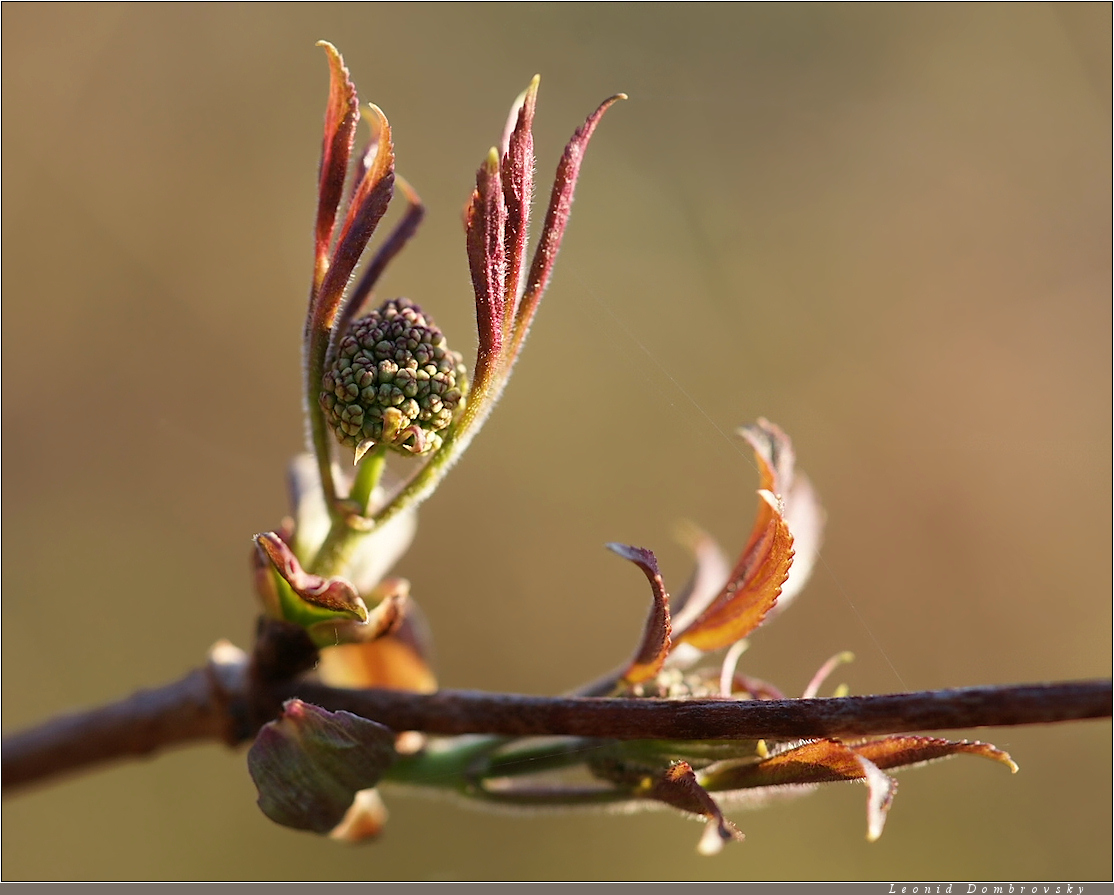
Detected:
[673,490,794,652]
[254,532,367,623]
[606,543,673,686]
[647,761,745,856]
[248,700,396,834]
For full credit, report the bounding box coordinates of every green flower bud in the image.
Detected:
[321,298,468,456]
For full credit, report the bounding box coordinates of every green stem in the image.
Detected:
[304,323,341,520]
[369,370,505,532]
[466,785,633,808]
[386,736,624,789]
[308,448,388,577]
[350,446,388,515]
[385,735,508,788]
[481,737,605,779]
[309,520,362,577]
[384,735,629,805]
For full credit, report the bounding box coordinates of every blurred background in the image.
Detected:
[2,3,1110,882]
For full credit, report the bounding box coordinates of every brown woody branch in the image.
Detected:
[280,678,1112,741]
[3,646,1108,796]
[2,664,242,794]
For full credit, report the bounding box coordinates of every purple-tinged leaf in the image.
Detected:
[499,76,539,333]
[465,148,508,389]
[512,93,625,356]
[248,700,396,834]
[316,105,395,341]
[606,543,673,686]
[312,42,359,293]
[340,176,426,338]
[255,532,367,622]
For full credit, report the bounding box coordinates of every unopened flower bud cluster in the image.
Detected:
[321,298,467,455]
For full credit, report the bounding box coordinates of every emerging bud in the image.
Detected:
[320,298,468,457]
[247,699,396,834]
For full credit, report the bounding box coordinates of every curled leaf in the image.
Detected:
[312,41,359,291]
[673,490,794,652]
[647,761,745,856]
[699,737,897,842]
[307,587,407,648]
[317,103,395,339]
[606,543,673,686]
[739,419,824,615]
[254,532,368,623]
[248,700,396,834]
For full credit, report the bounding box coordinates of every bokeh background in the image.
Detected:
[3,3,1110,882]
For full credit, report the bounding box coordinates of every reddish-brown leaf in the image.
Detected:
[606,543,673,686]
[511,93,626,356]
[740,419,825,615]
[673,490,794,652]
[669,521,731,633]
[465,148,508,389]
[499,77,539,335]
[700,737,896,841]
[340,176,425,336]
[648,761,745,856]
[316,105,395,337]
[702,738,868,789]
[850,735,1018,774]
[313,41,359,293]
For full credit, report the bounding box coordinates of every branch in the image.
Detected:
[282,679,1112,741]
[3,650,1108,797]
[2,660,245,794]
